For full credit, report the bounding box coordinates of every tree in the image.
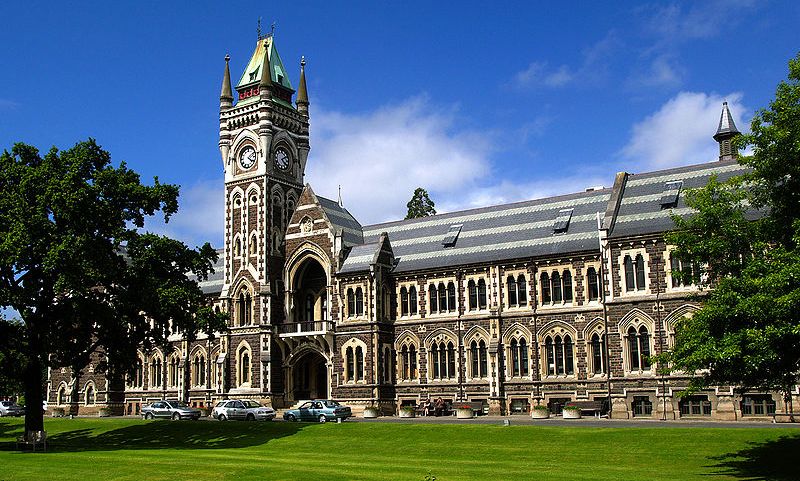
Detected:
[405,187,436,219]
[662,52,800,417]
[0,140,227,433]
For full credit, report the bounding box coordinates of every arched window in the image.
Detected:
[470,339,489,378]
[564,335,574,375]
[587,267,600,301]
[670,254,701,287]
[169,355,179,387]
[409,286,418,315]
[437,283,447,313]
[447,342,456,378]
[346,346,355,381]
[591,333,606,374]
[447,282,456,312]
[628,326,641,370]
[563,270,573,302]
[477,279,487,309]
[555,336,564,374]
[383,346,391,383]
[237,287,252,326]
[355,346,364,382]
[272,192,284,234]
[540,273,551,303]
[545,334,573,375]
[468,280,477,310]
[85,384,95,405]
[347,288,355,317]
[249,233,257,256]
[551,271,562,302]
[151,356,163,389]
[57,385,67,405]
[238,347,251,386]
[508,275,518,307]
[400,287,409,316]
[624,255,635,291]
[635,254,646,291]
[639,326,651,369]
[400,344,418,380]
[193,353,206,386]
[234,237,242,257]
[510,338,528,377]
[431,343,440,378]
[134,357,144,388]
[428,284,438,313]
[517,275,527,306]
[355,287,364,316]
[545,337,555,375]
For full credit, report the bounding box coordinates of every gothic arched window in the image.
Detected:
[540,272,551,304]
[409,286,418,315]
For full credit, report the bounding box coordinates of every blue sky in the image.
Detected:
[1,0,798,249]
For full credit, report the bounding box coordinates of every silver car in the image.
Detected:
[212,399,275,421]
[0,401,25,417]
[141,400,201,420]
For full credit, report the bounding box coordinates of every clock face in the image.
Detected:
[274,148,290,170]
[239,146,256,170]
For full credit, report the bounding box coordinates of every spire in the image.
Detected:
[713,102,741,161]
[297,56,309,116]
[338,184,343,207]
[220,54,233,108]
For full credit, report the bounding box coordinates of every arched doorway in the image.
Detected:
[292,258,328,327]
[290,350,329,401]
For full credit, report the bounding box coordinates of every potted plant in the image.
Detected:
[363,405,381,418]
[562,405,582,419]
[531,404,550,419]
[98,407,111,417]
[52,407,66,418]
[455,404,474,419]
[399,405,416,418]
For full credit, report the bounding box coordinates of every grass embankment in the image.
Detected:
[0,417,797,480]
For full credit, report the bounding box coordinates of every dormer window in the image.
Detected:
[660,181,683,208]
[442,224,463,248]
[249,67,260,82]
[553,209,573,234]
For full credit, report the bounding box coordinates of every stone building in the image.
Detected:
[48,35,798,420]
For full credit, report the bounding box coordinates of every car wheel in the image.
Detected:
[246,413,255,422]
[144,413,153,420]
[172,412,181,421]
[287,414,296,422]
[318,414,327,424]
[219,414,227,422]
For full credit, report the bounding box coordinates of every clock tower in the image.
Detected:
[217,33,310,401]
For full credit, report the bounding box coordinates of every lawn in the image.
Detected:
[0,417,798,481]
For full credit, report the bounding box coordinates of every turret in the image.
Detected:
[220,54,233,109]
[296,56,309,117]
[713,101,741,161]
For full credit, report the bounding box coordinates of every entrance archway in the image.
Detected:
[291,258,328,324]
[290,350,329,401]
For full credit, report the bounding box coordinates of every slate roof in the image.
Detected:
[609,160,749,239]
[195,248,225,295]
[339,160,752,275]
[342,188,613,274]
[317,196,364,246]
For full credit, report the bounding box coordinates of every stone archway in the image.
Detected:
[289,350,329,402]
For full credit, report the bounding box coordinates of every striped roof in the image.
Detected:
[317,196,364,246]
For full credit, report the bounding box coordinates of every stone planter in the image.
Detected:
[362,407,380,418]
[456,408,474,419]
[562,408,582,419]
[531,408,550,419]
[399,409,416,418]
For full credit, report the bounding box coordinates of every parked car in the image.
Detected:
[212,399,275,421]
[283,399,352,423]
[141,400,201,420]
[0,401,25,417]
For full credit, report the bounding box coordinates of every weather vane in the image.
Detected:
[257,18,276,40]
[257,17,262,40]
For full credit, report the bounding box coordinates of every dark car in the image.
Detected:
[141,400,201,420]
[282,400,352,423]
[0,401,25,417]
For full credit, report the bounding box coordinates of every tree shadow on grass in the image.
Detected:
[709,434,800,480]
[1,419,312,453]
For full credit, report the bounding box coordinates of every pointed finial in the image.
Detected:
[714,101,740,161]
[338,185,343,207]
[220,54,233,107]
[259,42,272,90]
[257,17,262,40]
[271,21,276,37]
[297,56,309,114]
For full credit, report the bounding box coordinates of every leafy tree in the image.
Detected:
[0,318,26,398]
[405,187,436,219]
[0,140,227,433]
[662,53,800,417]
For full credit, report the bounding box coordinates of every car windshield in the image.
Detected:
[1,401,12,407]
[323,401,340,408]
[243,401,261,408]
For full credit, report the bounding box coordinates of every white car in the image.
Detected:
[212,399,275,421]
[0,401,25,417]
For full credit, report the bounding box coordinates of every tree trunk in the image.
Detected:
[23,353,44,433]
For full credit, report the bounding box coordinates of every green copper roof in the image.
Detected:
[236,36,293,91]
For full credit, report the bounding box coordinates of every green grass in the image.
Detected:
[0,418,798,481]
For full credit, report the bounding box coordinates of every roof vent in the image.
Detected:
[585,185,605,192]
[660,181,683,208]
[553,209,573,234]
[442,224,463,247]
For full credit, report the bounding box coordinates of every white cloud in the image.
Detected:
[622,91,747,170]
[0,98,20,110]
[143,180,224,248]
[306,97,493,224]
[513,62,574,88]
[628,54,685,89]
